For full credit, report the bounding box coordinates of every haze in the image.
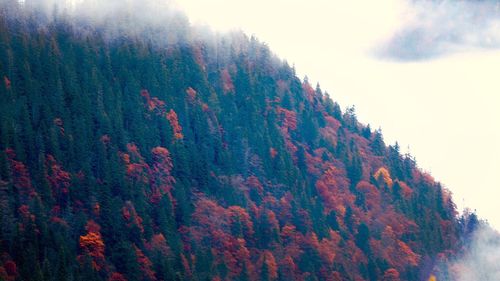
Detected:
[176,0,500,229]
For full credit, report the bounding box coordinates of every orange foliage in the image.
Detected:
[78,220,105,271]
[166,109,184,140]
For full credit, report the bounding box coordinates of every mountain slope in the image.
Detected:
[0,2,460,281]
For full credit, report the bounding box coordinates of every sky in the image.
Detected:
[174,0,500,229]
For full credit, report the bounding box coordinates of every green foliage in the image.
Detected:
[0,3,462,281]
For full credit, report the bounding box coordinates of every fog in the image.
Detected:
[438,224,500,281]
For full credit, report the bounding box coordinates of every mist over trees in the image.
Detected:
[0,1,479,280]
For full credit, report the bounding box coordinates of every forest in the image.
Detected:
[0,1,479,280]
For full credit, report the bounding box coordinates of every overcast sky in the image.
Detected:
[175,0,500,229]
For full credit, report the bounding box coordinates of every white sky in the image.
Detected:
[175,0,500,229]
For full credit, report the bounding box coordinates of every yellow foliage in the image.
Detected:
[428,274,437,281]
[374,167,393,187]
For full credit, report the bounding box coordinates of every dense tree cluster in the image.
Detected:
[0,2,466,281]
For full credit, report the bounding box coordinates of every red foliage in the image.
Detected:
[315,165,354,217]
[379,226,420,270]
[276,79,289,93]
[5,149,36,200]
[302,81,315,102]
[279,256,297,280]
[93,202,100,216]
[122,201,144,233]
[148,233,171,256]
[100,134,111,144]
[108,272,127,281]
[382,268,401,281]
[395,180,413,199]
[122,143,149,183]
[141,90,183,140]
[166,109,184,140]
[305,150,323,176]
[53,118,64,136]
[258,250,278,280]
[186,87,197,101]
[276,107,297,131]
[45,155,71,204]
[3,261,16,277]
[246,175,263,195]
[3,76,11,89]
[318,230,341,264]
[134,245,156,281]
[193,44,206,71]
[355,181,381,211]
[189,198,254,279]
[228,206,255,238]
[78,220,105,271]
[269,147,278,159]
[180,254,192,280]
[141,89,165,113]
[221,68,234,93]
[0,260,16,281]
[18,205,33,221]
[320,116,341,146]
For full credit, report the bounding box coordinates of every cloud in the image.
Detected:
[376,0,500,61]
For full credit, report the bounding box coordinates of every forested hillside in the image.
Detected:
[0,2,467,280]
